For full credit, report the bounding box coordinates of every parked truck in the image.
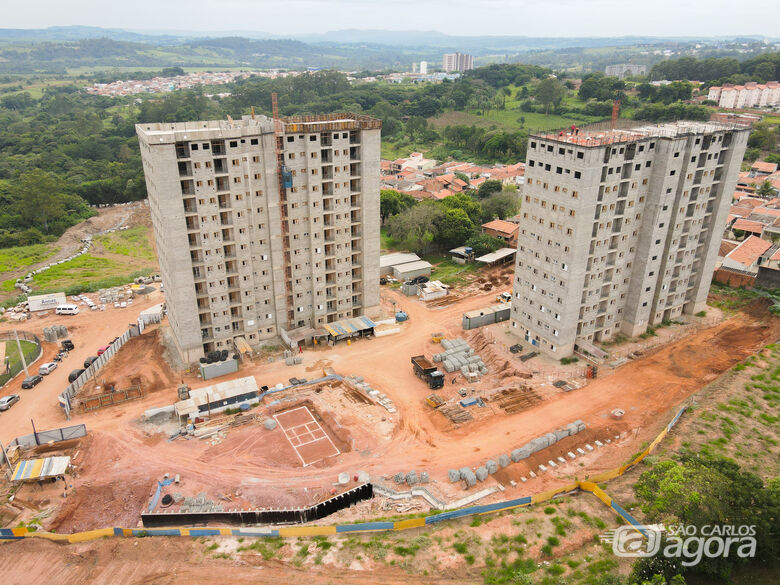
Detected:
[411,355,445,389]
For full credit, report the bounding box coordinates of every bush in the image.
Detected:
[560,357,579,365]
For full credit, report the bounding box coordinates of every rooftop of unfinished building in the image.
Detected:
[137,112,380,140]
[532,120,747,148]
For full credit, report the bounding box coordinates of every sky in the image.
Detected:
[2,0,780,38]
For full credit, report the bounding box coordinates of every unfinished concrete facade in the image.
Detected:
[137,113,382,362]
[510,121,749,357]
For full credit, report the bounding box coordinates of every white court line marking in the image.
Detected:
[273,406,340,466]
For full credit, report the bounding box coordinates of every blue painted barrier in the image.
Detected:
[336,522,395,533]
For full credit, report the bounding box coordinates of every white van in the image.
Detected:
[55,304,80,315]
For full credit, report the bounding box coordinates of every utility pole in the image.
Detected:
[14,330,29,378]
[0,440,13,476]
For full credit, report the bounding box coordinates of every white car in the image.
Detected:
[39,362,58,375]
[114,302,120,308]
[120,302,127,309]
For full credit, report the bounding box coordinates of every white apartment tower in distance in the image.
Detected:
[511,121,749,357]
[420,61,428,75]
[442,53,473,73]
[137,113,382,362]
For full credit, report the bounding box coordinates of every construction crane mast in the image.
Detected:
[271,93,296,327]
[611,99,620,130]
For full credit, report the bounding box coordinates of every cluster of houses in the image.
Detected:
[706,82,780,110]
[380,153,525,200]
[716,160,780,287]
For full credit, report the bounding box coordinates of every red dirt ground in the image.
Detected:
[2,287,779,585]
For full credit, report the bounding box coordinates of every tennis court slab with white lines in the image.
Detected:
[273,406,340,466]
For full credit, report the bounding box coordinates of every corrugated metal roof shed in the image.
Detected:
[12,456,70,482]
[392,260,433,275]
[175,376,259,419]
[322,316,376,337]
[475,248,516,264]
[379,253,420,268]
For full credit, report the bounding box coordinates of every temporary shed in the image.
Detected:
[475,248,516,265]
[322,315,375,342]
[462,306,497,330]
[380,252,421,276]
[449,246,474,265]
[12,456,70,482]
[27,292,66,312]
[418,280,449,301]
[138,303,164,325]
[462,304,511,330]
[392,260,432,280]
[174,376,259,422]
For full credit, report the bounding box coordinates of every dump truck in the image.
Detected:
[411,355,445,389]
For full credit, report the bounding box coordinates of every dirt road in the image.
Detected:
[0,290,165,444]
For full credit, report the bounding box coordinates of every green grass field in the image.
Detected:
[422,254,479,286]
[93,226,156,262]
[0,244,59,275]
[0,338,40,386]
[0,253,156,296]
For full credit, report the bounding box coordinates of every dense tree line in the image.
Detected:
[649,53,780,84]
[632,452,779,582]
[0,60,758,249]
[382,183,519,253]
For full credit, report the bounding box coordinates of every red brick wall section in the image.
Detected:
[713,268,756,288]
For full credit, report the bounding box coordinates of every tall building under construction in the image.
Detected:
[510,121,749,357]
[136,113,382,362]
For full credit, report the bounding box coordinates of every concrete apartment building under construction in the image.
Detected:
[510,121,749,357]
[137,113,382,362]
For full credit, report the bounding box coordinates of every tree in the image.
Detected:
[535,77,566,114]
[385,202,443,254]
[13,169,65,234]
[454,172,470,186]
[441,192,482,225]
[436,208,475,249]
[756,180,776,198]
[481,189,520,221]
[477,179,503,199]
[634,453,779,579]
[464,233,504,256]
[380,189,416,224]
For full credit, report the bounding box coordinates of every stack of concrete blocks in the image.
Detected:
[500,420,586,464]
[459,467,477,487]
[43,324,68,342]
[98,286,129,304]
[282,350,303,366]
[345,376,397,413]
[263,418,277,430]
[434,338,488,381]
[447,468,478,487]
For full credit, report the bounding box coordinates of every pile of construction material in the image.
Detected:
[433,338,487,382]
[447,420,586,488]
[43,324,69,343]
[98,285,136,305]
[393,470,430,486]
[19,238,93,293]
[507,420,586,464]
[345,375,397,413]
[283,349,304,366]
[177,492,224,514]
